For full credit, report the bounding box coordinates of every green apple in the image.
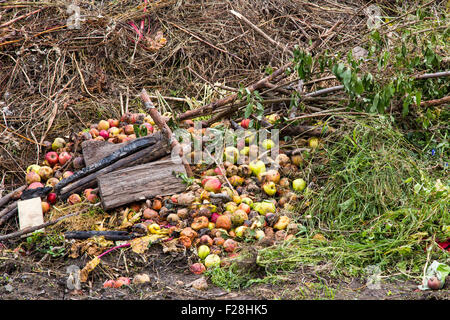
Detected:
[224,146,240,164]
[253,201,276,215]
[261,139,275,150]
[241,197,254,208]
[26,164,41,174]
[249,160,266,176]
[292,178,307,192]
[240,146,250,156]
[262,181,277,196]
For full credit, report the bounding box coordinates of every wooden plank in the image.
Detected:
[97,159,187,210]
[82,131,164,166]
[17,197,44,236]
[59,136,171,200]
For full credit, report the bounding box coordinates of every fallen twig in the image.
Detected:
[0,185,25,208]
[0,211,83,241]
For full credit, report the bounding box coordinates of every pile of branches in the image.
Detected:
[0,0,447,191]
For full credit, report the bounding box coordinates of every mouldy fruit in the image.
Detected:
[199,235,213,246]
[427,276,441,290]
[262,181,277,196]
[45,152,59,167]
[190,263,206,275]
[177,208,189,220]
[197,245,210,260]
[72,156,85,170]
[62,171,74,179]
[52,137,65,151]
[263,170,280,184]
[249,160,266,176]
[191,216,209,231]
[28,182,44,190]
[291,154,303,167]
[46,177,59,188]
[223,239,238,253]
[167,213,180,225]
[179,236,192,248]
[235,225,248,238]
[26,171,41,184]
[230,210,248,227]
[226,165,238,177]
[38,166,53,180]
[204,254,221,268]
[254,201,276,215]
[152,199,162,210]
[108,119,119,128]
[275,153,291,167]
[273,216,290,230]
[308,137,319,149]
[132,273,150,285]
[215,215,232,230]
[68,193,82,205]
[229,175,244,187]
[27,164,41,174]
[180,227,198,240]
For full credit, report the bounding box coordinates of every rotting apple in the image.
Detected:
[190,263,206,275]
[45,152,59,167]
[38,166,53,181]
[41,201,50,214]
[58,152,72,165]
[51,137,65,151]
[27,182,44,190]
[249,160,266,176]
[89,128,99,138]
[98,120,110,131]
[108,118,119,128]
[203,177,222,193]
[68,193,82,205]
[27,164,41,174]
[62,171,74,179]
[46,177,59,188]
[263,181,277,196]
[26,171,41,185]
[223,239,238,252]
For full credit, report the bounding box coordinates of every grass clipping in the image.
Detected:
[256,116,448,285]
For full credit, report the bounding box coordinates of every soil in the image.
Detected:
[0,244,448,300]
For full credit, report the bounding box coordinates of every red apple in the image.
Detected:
[45,152,59,167]
[108,119,119,128]
[68,193,82,205]
[41,201,50,214]
[99,130,109,140]
[28,182,44,190]
[203,178,222,193]
[58,152,72,165]
[240,118,250,129]
[62,171,73,179]
[142,123,153,134]
[89,128,99,138]
[47,192,57,204]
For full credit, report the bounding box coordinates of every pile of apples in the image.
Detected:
[22,111,318,276]
[23,112,158,213]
